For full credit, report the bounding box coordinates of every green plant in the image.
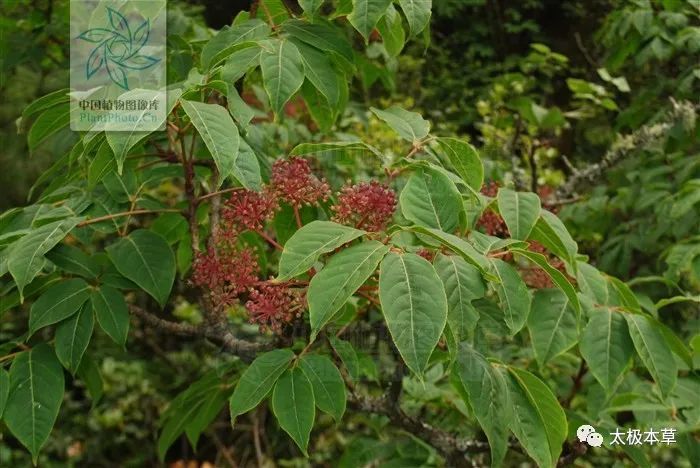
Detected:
[0,2,697,467]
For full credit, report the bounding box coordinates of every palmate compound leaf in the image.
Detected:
[298,354,346,422]
[180,99,240,186]
[496,188,541,240]
[527,288,578,367]
[505,366,567,468]
[579,307,634,392]
[277,221,366,280]
[105,229,175,307]
[4,344,64,463]
[272,367,315,456]
[308,241,389,340]
[624,313,678,399]
[378,252,447,378]
[454,344,510,467]
[229,348,295,423]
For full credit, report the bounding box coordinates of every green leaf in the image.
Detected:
[370,105,430,142]
[434,253,485,344]
[376,4,405,57]
[292,39,341,106]
[624,313,677,398]
[0,368,9,418]
[229,349,295,423]
[655,295,700,309]
[527,289,578,367]
[580,308,634,391]
[232,138,263,190]
[105,89,180,174]
[55,302,94,373]
[489,258,531,335]
[46,244,99,279]
[528,210,578,268]
[180,100,240,185]
[29,278,91,335]
[28,104,70,151]
[300,0,324,16]
[398,0,432,37]
[575,262,609,305]
[259,39,305,118]
[299,354,346,422]
[436,137,483,192]
[4,344,64,463]
[301,80,336,132]
[328,336,360,382]
[506,367,567,468]
[201,19,271,69]
[278,221,365,280]
[308,241,388,339]
[348,0,392,43]
[21,88,70,123]
[87,141,116,189]
[607,277,641,313]
[76,355,103,404]
[408,226,490,275]
[221,44,262,83]
[378,252,447,377]
[289,141,383,159]
[150,213,188,245]
[185,385,230,449]
[91,286,130,347]
[400,167,463,232]
[272,368,315,456]
[496,188,541,240]
[227,85,256,128]
[280,20,354,69]
[8,218,79,299]
[106,230,176,307]
[511,248,581,314]
[454,344,509,467]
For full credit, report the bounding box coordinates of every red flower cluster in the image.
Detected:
[520,241,573,289]
[477,181,509,237]
[221,189,278,234]
[331,181,397,231]
[246,283,302,333]
[417,248,436,262]
[192,246,260,303]
[271,157,330,207]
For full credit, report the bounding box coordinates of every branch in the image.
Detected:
[347,393,491,464]
[557,100,696,199]
[129,305,267,360]
[76,209,181,227]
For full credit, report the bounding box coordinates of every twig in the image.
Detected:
[76,209,181,227]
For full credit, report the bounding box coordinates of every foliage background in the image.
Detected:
[0,0,698,467]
